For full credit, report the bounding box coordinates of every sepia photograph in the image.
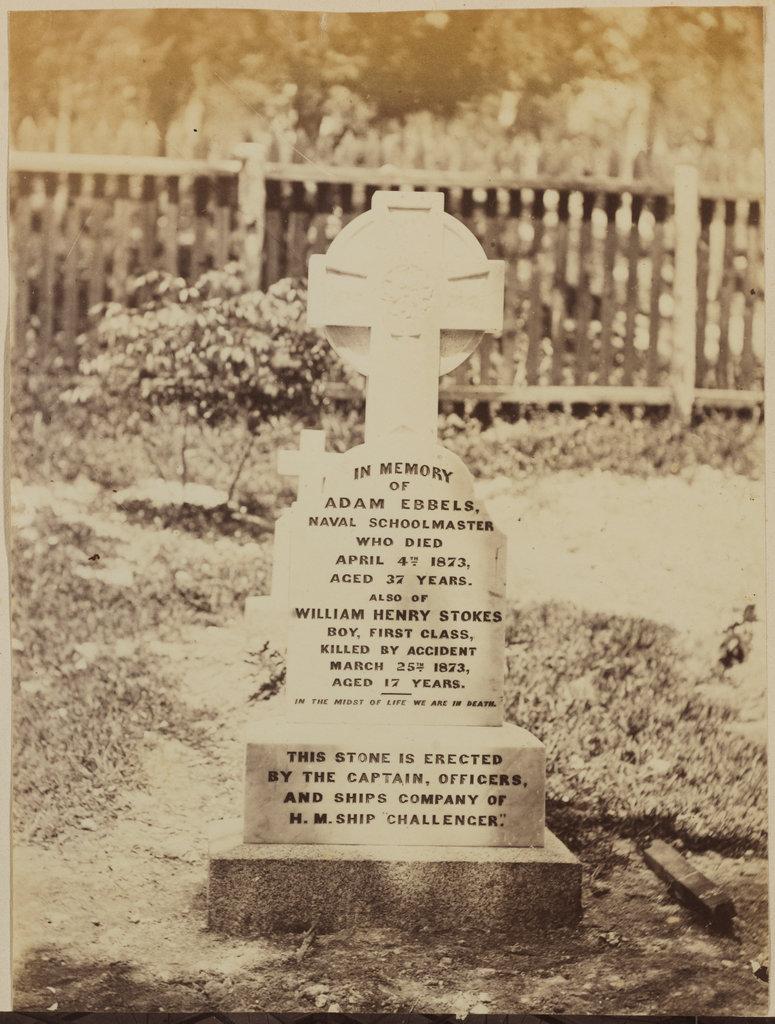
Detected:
[5,2,769,1016]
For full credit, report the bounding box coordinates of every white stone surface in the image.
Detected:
[308,190,504,442]
[277,429,340,502]
[284,432,506,726]
[243,714,544,848]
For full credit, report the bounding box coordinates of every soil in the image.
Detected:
[11,466,769,1013]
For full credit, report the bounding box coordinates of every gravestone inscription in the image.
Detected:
[284,437,506,726]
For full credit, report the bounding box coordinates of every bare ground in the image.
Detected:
[12,466,769,1013]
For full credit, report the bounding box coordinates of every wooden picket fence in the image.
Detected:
[8,148,765,418]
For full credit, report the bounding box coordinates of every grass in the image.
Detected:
[505,602,768,853]
[11,508,272,843]
[441,407,764,481]
[14,649,212,842]
[10,400,765,849]
[13,501,765,851]
[10,394,764,511]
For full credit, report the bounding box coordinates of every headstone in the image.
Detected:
[209,190,581,936]
[245,428,340,647]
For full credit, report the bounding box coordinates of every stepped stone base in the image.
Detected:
[207,819,582,936]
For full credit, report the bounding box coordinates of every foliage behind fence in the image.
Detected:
[8,151,765,405]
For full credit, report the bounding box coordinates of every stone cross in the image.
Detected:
[307,190,504,441]
[278,429,335,501]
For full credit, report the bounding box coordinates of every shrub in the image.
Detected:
[440,406,763,480]
[65,267,336,500]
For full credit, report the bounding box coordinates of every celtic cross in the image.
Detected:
[307,190,504,441]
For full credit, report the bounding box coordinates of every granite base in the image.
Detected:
[208,819,582,936]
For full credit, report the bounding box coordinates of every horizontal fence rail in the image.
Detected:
[8,149,765,417]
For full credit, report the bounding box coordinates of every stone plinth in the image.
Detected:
[244,716,544,848]
[208,820,581,936]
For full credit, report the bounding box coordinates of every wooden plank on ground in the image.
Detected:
[643,840,735,928]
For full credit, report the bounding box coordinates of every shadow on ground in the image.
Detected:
[14,847,769,1015]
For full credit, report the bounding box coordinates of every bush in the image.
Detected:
[504,602,767,851]
[65,268,337,500]
[440,406,763,480]
[73,267,333,426]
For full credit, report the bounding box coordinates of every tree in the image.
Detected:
[635,7,763,153]
[9,7,764,180]
[469,8,621,136]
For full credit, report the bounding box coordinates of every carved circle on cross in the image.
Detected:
[319,208,494,378]
[379,261,436,325]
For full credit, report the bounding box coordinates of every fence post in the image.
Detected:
[234,141,267,289]
[671,163,699,421]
